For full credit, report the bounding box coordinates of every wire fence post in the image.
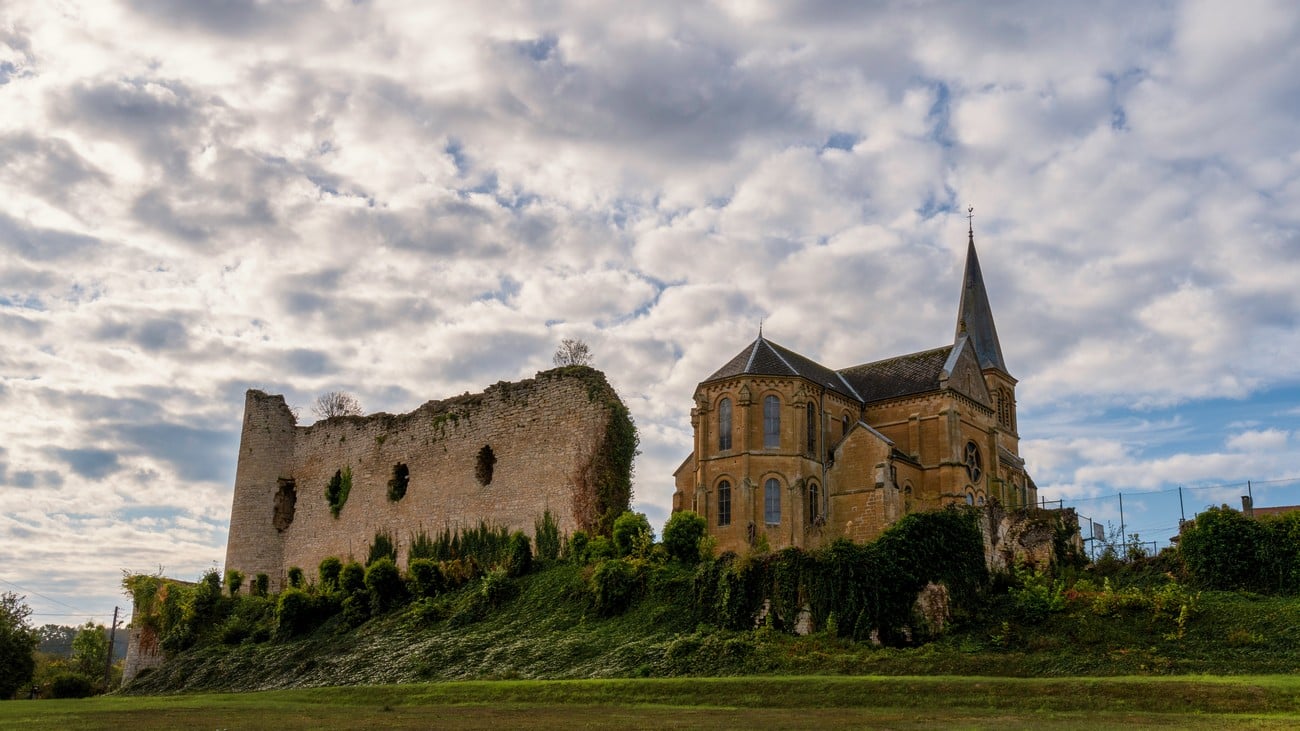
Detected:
[1118,492,1126,556]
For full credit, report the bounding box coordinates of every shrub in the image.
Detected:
[612,511,653,557]
[1179,506,1264,591]
[339,562,366,595]
[586,535,615,562]
[662,511,707,563]
[224,569,244,597]
[409,558,445,599]
[1009,567,1067,624]
[367,531,397,566]
[253,573,270,598]
[319,557,342,591]
[570,531,589,562]
[506,531,533,578]
[49,672,94,699]
[276,588,321,638]
[286,566,304,589]
[534,510,561,561]
[590,558,639,616]
[364,557,407,615]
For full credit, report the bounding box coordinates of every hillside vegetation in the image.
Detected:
[121,506,1300,693]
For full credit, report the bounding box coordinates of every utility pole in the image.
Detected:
[1178,486,1185,524]
[103,606,120,690]
[1118,492,1126,557]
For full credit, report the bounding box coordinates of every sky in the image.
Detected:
[2,0,1299,626]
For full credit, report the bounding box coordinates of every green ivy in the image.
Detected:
[326,466,353,519]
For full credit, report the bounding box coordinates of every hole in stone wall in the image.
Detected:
[387,462,410,502]
[476,445,496,486]
[273,477,297,532]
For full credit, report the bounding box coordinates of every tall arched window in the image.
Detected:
[718,398,732,451]
[717,480,731,527]
[764,477,781,524]
[805,401,816,454]
[841,414,850,439]
[763,396,780,448]
[808,481,820,524]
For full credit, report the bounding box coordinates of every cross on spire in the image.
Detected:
[967,205,974,242]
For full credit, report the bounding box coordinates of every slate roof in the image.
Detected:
[836,345,952,404]
[955,233,1008,372]
[703,336,862,402]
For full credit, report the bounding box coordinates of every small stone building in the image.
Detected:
[673,228,1037,553]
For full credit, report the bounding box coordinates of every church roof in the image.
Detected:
[703,335,862,401]
[837,345,953,403]
[955,231,1008,373]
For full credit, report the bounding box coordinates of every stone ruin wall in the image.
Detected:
[224,368,622,591]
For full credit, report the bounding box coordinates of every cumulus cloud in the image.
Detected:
[3,0,1300,619]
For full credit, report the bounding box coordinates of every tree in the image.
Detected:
[70,622,108,679]
[0,592,38,700]
[311,391,362,419]
[611,510,653,557]
[552,338,592,367]
[662,510,707,563]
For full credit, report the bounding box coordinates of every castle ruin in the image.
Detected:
[223,366,634,592]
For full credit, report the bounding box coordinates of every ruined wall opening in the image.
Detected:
[476,445,496,486]
[273,477,296,532]
[387,462,410,502]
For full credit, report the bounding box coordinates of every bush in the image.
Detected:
[253,573,270,598]
[590,558,639,616]
[286,566,304,589]
[534,510,561,561]
[275,588,321,638]
[506,531,533,578]
[663,511,707,563]
[586,536,615,562]
[364,557,407,615]
[326,466,352,518]
[570,531,589,562]
[224,569,244,597]
[339,562,366,595]
[49,672,94,699]
[367,532,397,566]
[319,557,342,591]
[409,558,445,599]
[1179,507,1262,591]
[612,511,653,557]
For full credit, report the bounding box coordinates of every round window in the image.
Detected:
[964,441,983,484]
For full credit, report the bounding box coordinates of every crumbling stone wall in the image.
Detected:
[981,501,1082,573]
[223,366,632,591]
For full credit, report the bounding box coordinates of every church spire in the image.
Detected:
[955,207,1008,373]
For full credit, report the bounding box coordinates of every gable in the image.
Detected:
[942,337,992,407]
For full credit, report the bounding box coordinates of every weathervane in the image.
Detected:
[967,205,974,235]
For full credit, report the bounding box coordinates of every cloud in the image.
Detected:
[46,447,121,479]
[3,0,1300,619]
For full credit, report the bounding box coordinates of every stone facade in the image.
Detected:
[674,231,1038,554]
[224,366,630,592]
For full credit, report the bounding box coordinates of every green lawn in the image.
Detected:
[5,676,1300,730]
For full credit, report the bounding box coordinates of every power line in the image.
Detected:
[0,576,95,615]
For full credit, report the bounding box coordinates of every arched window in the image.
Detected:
[965,490,975,506]
[903,483,913,513]
[805,401,816,454]
[764,478,781,524]
[763,395,780,448]
[977,493,985,506]
[808,482,820,524]
[841,414,850,439]
[717,481,731,527]
[718,398,732,451]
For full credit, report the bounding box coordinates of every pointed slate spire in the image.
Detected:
[955,209,1008,373]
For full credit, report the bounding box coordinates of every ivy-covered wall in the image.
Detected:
[224,366,635,593]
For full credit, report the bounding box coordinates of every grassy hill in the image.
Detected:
[122,558,1300,695]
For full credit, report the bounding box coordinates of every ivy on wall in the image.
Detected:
[549,366,638,536]
[326,466,353,519]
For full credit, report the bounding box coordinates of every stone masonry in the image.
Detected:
[223,366,629,592]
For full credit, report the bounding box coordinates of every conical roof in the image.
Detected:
[703,335,862,401]
[955,230,1008,373]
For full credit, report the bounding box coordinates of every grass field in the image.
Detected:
[5,675,1300,730]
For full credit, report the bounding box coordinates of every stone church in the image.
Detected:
[672,226,1036,553]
